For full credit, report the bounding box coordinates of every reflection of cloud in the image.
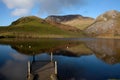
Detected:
[10,53,28,61]
[0,60,27,80]
[0,53,28,80]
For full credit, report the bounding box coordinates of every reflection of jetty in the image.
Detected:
[27,53,58,80]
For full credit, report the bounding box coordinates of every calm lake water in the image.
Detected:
[0,38,120,80]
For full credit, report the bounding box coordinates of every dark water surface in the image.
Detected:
[0,38,120,80]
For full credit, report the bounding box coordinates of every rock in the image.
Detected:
[85,10,120,37]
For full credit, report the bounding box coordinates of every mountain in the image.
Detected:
[85,10,120,38]
[0,16,84,38]
[11,16,44,25]
[45,15,94,30]
[46,15,81,22]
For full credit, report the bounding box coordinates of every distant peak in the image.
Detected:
[105,10,120,15]
[45,14,93,23]
[48,14,82,17]
[96,10,120,21]
[46,14,82,20]
[106,10,119,13]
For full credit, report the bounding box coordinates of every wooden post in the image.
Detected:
[67,46,69,49]
[27,61,30,80]
[32,55,35,62]
[55,61,57,75]
[51,52,53,62]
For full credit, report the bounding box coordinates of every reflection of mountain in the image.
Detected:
[86,39,120,64]
[0,39,92,57]
[1,38,120,64]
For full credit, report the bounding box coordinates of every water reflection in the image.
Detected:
[0,38,92,56]
[86,39,120,64]
[56,55,120,80]
[0,38,120,80]
[0,47,28,80]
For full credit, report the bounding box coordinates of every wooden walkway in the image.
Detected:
[27,61,58,80]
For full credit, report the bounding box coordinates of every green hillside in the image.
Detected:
[0,16,84,38]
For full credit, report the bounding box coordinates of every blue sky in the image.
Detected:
[0,0,120,26]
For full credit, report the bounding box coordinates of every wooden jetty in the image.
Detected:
[27,53,58,80]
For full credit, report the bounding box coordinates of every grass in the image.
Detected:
[62,19,94,30]
[0,16,85,38]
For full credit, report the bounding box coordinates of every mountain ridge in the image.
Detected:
[0,10,120,39]
[85,10,120,38]
[45,15,94,30]
[45,15,93,22]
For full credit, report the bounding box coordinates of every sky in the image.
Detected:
[0,0,120,26]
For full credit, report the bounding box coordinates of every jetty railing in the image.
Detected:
[27,52,58,80]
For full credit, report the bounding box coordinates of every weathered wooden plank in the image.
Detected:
[28,61,57,80]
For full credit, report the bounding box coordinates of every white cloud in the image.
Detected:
[2,0,85,16]
[2,0,34,16]
[3,0,34,9]
[11,8,29,16]
[37,0,85,15]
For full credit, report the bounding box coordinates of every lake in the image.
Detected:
[0,38,120,80]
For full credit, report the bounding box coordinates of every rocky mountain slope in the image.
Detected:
[46,15,94,30]
[85,10,120,38]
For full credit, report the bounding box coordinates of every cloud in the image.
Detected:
[11,8,29,16]
[2,0,34,16]
[2,0,85,16]
[38,0,85,15]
